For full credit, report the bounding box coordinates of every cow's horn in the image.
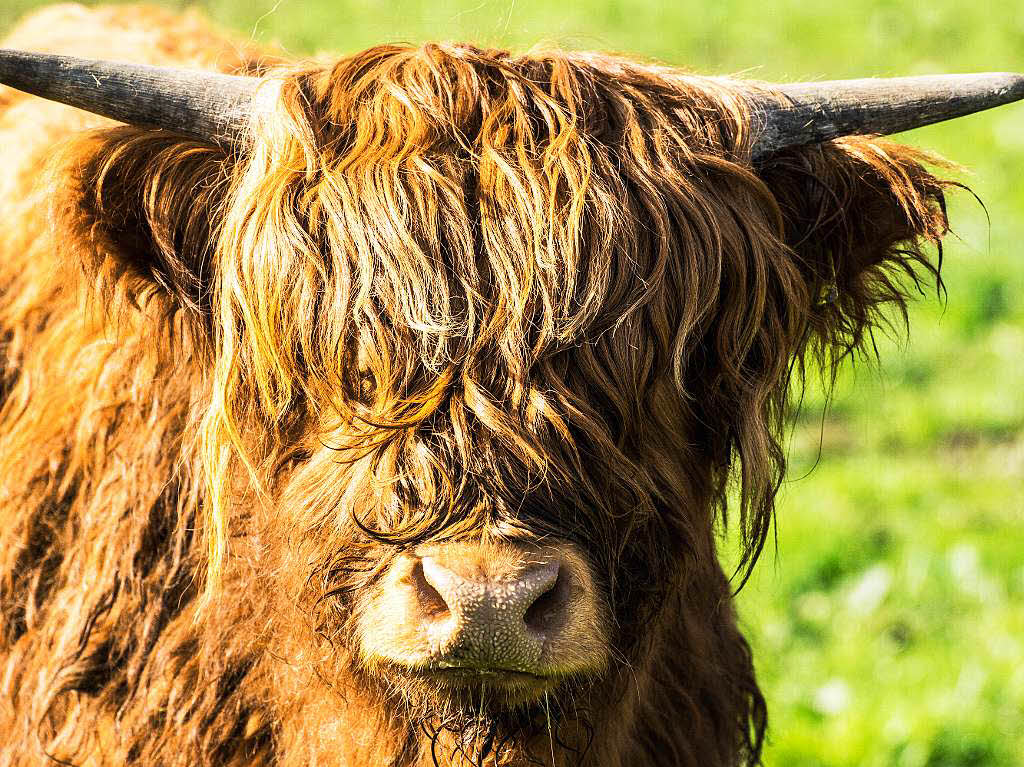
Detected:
[0,49,259,146]
[751,73,1024,161]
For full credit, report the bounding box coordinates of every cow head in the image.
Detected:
[4,42,1011,766]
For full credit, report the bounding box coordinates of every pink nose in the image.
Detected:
[413,555,565,671]
[359,541,608,681]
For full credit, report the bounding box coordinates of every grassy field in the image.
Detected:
[2,1,1022,765]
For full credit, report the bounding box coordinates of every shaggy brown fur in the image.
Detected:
[0,5,953,766]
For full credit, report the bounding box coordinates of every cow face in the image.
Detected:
[62,43,950,766]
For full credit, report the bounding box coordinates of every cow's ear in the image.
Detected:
[757,136,953,366]
[63,127,233,317]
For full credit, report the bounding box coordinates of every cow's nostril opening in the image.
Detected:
[523,566,568,633]
[410,560,450,619]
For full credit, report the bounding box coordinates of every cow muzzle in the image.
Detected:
[358,540,609,694]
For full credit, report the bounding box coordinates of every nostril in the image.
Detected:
[409,560,450,619]
[523,565,568,633]
[417,554,568,638]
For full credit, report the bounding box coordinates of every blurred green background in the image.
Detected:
[2,1,1021,765]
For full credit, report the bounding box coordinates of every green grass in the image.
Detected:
[3,1,1022,764]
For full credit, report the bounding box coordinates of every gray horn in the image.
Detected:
[3,50,1023,158]
[752,73,1024,161]
[0,49,259,146]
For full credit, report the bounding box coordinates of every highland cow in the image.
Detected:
[1,5,1021,767]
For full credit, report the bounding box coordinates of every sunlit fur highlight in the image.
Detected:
[0,5,953,767]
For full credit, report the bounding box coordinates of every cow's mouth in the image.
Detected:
[422,666,549,682]
[396,663,565,707]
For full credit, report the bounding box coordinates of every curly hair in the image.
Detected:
[0,5,950,766]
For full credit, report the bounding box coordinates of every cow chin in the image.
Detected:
[352,660,604,767]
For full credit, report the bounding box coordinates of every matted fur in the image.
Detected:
[0,5,952,766]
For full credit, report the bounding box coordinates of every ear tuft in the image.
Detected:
[760,137,955,369]
[62,127,232,318]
